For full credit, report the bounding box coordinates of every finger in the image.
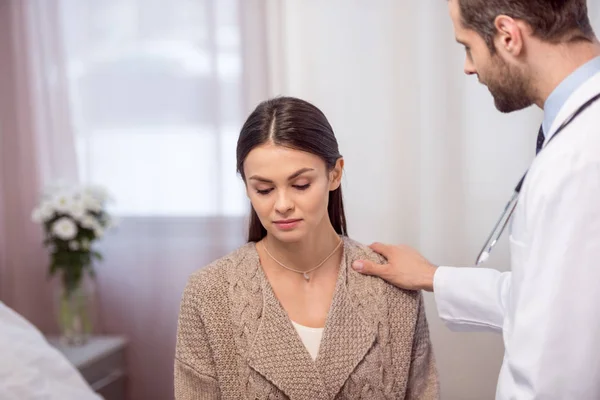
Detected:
[368,242,394,258]
[352,259,389,278]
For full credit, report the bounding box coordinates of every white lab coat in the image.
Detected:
[434,71,600,399]
[0,302,102,400]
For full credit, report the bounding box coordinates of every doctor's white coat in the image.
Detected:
[434,72,600,399]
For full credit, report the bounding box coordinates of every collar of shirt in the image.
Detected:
[542,56,600,139]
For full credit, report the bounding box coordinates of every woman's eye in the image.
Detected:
[256,188,273,195]
[294,184,310,191]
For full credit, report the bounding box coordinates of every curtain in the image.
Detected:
[0,0,78,331]
[264,0,600,398]
[54,0,261,398]
[1,0,260,398]
[2,1,599,399]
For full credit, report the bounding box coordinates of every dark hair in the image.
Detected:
[236,96,347,242]
[457,0,595,52]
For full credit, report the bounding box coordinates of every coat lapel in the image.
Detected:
[547,71,600,141]
[315,241,378,398]
[244,239,379,399]
[246,263,329,400]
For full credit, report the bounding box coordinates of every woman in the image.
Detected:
[175,97,439,399]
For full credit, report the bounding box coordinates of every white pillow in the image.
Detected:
[0,302,102,400]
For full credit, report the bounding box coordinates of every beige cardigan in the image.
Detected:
[175,237,439,399]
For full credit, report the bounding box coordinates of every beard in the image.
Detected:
[483,55,535,113]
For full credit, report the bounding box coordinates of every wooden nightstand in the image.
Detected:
[47,336,127,400]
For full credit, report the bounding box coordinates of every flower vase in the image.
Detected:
[55,274,96,346]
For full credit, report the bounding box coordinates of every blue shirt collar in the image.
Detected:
[542,56,600,137]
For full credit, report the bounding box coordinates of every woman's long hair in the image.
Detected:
[236,97,347,242]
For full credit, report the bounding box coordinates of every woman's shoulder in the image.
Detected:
[182,242,258,301]
[343,237,387,265]
[343,237,420,304]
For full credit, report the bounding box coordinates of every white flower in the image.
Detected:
[31,201,56,223]
[68,200,86,220]
[39,201,55,220]
[81,192,102,213]
[94,226,104,239]
[52,191,74,214]
[51,217,78,241]
[80,215,97,229]
[35,183,114,244]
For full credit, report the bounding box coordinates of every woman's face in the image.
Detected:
[243,142,343,243]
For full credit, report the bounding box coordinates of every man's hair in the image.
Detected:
[457,0,595,51]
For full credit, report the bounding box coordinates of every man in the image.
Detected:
[0,302,101,399]
[352,0,600,398]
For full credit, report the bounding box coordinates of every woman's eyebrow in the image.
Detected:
[249,167,315,183]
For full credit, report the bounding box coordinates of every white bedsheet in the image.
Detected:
[0,302,102,400]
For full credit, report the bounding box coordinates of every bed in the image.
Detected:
[0,302,102,400]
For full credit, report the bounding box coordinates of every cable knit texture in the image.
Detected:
[175,237,439,400]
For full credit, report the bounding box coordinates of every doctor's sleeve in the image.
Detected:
[500,162,600,399]
[432,266,511,333]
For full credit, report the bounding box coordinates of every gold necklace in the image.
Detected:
[262,239,343,281]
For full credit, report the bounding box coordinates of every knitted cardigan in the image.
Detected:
[175,237,439,399]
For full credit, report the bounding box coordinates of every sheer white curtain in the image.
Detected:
[264,0,600,398]
[0,0,78,330]
[53,1,258,399]
[2,0,258,398]
[58,0,247,216]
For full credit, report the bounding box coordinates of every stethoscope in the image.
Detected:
[476,92,600,266]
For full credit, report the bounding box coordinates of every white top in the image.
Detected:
[433,71,600,399]
[0,302,102,400]
[291,321,324,361]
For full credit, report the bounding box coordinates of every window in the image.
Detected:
[59,0,248,216]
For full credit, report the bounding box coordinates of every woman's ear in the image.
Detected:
[329,158,344,191]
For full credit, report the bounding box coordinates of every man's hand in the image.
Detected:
[352,242,437,291]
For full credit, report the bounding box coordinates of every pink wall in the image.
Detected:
[94,217,246,399]
[0,0,56,333]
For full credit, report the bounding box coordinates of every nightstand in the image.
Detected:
[47,335,127,400]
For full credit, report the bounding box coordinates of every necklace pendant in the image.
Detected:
[303,272,310,281]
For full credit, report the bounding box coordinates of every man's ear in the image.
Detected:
[494,15,524,56]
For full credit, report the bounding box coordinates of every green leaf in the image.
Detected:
[49,263,58,278]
